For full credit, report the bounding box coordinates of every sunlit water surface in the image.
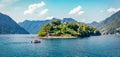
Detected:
[0,34,120,57]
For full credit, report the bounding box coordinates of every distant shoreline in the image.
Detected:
[37,36,78,39]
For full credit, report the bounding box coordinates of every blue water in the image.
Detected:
[0,34,120,57]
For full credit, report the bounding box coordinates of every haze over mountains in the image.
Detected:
[19,20,51,34]
[19,11,120,34]
[0,13,29,34]
[0,10,119,34]
[19,18,78,34]
[89,21,100,27]
[98,10,120,35]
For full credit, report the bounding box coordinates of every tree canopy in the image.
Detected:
[38,19,101,38]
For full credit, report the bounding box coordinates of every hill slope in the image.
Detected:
[0,13,29,34]
[19,20,50,34]
[99,11,120,34]
[89,21,100,27]
[19,18,77,34]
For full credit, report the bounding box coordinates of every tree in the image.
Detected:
[38,20,101,37]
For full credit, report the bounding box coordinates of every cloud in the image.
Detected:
[107,8,120,13]
[78,11,84,15]
[46,16,54,19]
[69,5,84,16]
[24,1,45,15]
[38,9,48,16]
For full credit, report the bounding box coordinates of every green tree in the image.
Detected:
[38,20,101,37]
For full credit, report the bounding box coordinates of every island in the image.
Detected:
[38,19,101,38]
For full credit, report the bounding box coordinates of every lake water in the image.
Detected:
[0,34,120,57]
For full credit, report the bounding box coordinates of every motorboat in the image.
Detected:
[31,40,41,43]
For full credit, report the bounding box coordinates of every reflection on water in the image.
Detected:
[0,34,120,56]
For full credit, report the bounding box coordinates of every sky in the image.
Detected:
[0,0,120,23]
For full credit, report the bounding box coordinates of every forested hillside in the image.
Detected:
[38,19,101,37]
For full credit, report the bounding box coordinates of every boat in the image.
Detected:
[31,40,41,43]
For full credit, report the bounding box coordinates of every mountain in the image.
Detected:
[19,18,77,34]
[98,10,120,35]
[62,18,77,23]
[0,13,29,34]
[89,21,99,27]
[19,20,51,34]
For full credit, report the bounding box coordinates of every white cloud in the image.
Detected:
[69,5,84,16]
[78,11,84,15]
[24,1,45,15]
[38,9,48,16]
[69,6,81,15]
[107,8,120,13]
[46,16,54,19]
